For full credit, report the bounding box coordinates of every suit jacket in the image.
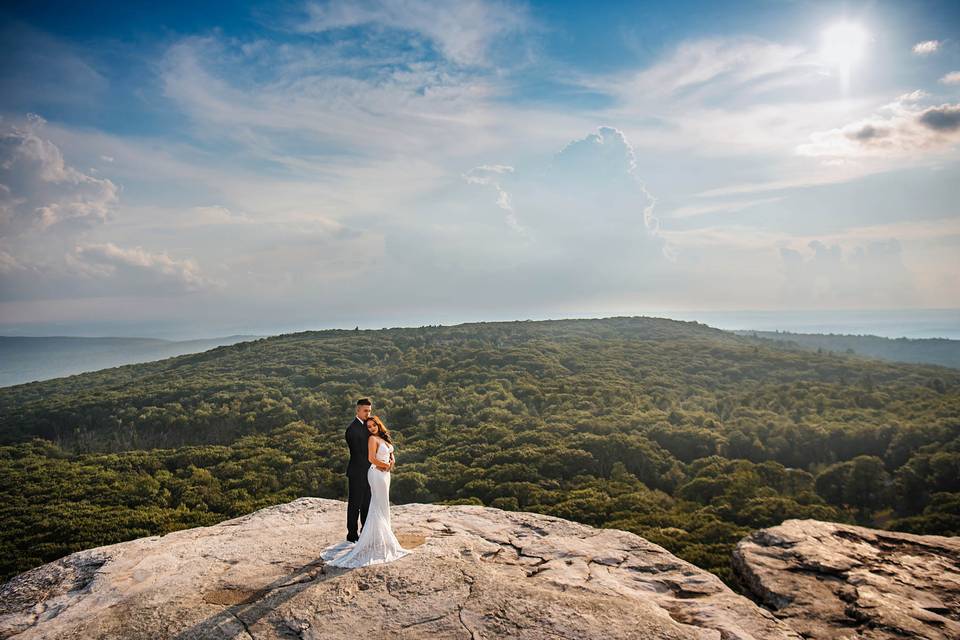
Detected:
[345,416,372,476]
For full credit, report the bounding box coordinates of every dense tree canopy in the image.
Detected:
[1,317,958,588]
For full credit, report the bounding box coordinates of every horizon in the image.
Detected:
[1,1,959,336]
[2,307,959,341]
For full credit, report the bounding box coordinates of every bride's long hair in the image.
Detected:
[365,415,393,444]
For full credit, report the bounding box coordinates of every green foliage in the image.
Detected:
[1,317,958,589]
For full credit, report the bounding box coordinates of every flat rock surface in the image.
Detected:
[732,518,960,640]
[0,498,801,639]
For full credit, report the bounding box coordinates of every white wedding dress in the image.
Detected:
[321,438,411,568]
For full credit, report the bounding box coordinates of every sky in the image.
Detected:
[0,0,959,339]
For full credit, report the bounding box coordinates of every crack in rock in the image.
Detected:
[229,609,255,640]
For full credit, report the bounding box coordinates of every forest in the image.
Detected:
[734,329,960,369]
[1,317,958,588]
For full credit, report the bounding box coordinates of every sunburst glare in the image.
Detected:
[820,21,870,92]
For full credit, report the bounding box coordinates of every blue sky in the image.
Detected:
[1,0,958,338]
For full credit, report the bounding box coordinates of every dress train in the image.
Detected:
[322,440,410,567]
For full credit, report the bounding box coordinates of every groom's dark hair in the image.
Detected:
[356,398,372,406]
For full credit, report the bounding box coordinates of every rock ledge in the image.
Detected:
[1,498,801,639]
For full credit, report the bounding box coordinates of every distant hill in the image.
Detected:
[733,330,960,370]
[0,335,265,387]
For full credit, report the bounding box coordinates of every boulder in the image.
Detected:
[732,518,960,640]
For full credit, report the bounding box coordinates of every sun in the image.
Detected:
[820,21,870,72]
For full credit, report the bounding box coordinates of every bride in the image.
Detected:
[322,415,411,567]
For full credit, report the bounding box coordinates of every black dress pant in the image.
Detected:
[346,470,371,538]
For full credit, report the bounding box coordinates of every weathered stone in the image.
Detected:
[732,518,960,640]
[1,498,801,639]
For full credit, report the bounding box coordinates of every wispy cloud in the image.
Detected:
[940,71,960,85]
[154,31,588,180]
[0,239,220,301]
[0,23,108,111]
[912,40,941,55]
[580,36,824,107]
[294,0,534,66]
[69,242,214,292]
[668,196,785,219]
[566,33,864,162]
[462,164,523,233]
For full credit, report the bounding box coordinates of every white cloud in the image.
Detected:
[829,217,960,243]
[183,205,253,227]
[0,114,119,236]
[661,216,960,252]
[659,224,786,251]
[462,164,523,233]
[579,36,824,108]
[453,126,670,270]
[0,117,219,303]
[295,0,532,66]
[779,239,917,307]
[68,242,213,292]
[149,27,601,236]
[154,28,901,225]
[158,34,524,162]
[669,196,785,219]
[897,89,930,102]
[940,71,960,85]
[692,169,869,198]
[912,40,941,55]
[41,117,461,226]
[0,239,219,301]
[572,34,953,194]
[658,219,956,309]
[0,247,24,274]
[796,98,960,159]
[553,32,922,207]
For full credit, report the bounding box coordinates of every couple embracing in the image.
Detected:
[321,398,411,567]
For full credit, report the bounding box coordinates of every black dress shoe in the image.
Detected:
[346,534,358,543]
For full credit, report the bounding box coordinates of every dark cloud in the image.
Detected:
[917,104,960,132]
[846,124,890,141]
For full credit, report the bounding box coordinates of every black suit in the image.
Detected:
[344,416,372,540]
